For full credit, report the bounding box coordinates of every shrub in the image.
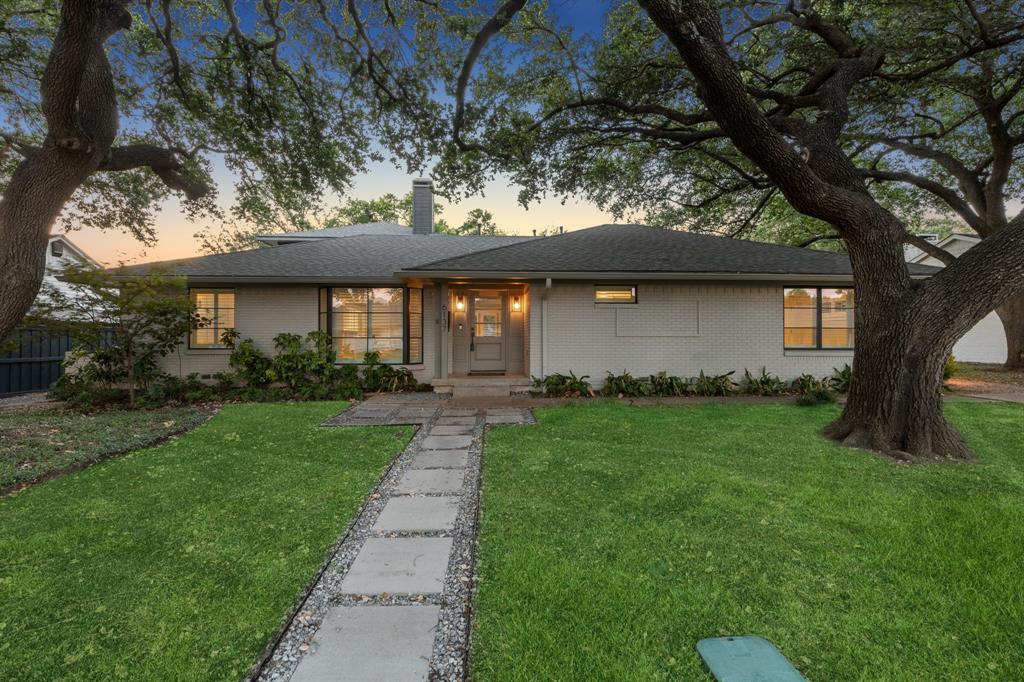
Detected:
[602,371,652,397]
[792,373,830,394]
[227,337,272,387]
[360,351,418,392]
[692,370,737,396]
[742,367,788,395]
[829,364,852,393]
[532,372,592,397]
[796,387,837,406]
[649,372,692,397]
[943,354,958,381]
[268,333,308,393]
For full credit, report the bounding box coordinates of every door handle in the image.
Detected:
[470,326,475,352]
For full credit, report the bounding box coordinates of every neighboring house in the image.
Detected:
[906,233,1007,364]
[120,180,938,396]
[35,234,100,312]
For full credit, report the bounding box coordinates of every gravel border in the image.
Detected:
[252,404,536,682]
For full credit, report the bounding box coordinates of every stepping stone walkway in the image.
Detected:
[257,402,534,682]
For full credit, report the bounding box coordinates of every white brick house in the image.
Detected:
[120,181,938,394]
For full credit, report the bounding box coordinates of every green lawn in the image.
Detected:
[0,402,410,681]
[474,401,1024,681]
[0,405,214,490]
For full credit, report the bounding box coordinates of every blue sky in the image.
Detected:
[73,0,622,265]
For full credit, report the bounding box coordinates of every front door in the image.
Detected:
[469,292,506,372]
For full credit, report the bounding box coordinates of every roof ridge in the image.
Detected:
[404,224,612,270]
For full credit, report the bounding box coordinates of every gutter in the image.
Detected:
[392,270,934,282]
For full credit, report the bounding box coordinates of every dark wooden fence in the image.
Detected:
[0,328,115,396]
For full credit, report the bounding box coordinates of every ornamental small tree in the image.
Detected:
[33,266,198,407]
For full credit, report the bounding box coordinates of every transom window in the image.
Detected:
[190,289,235,348]
[319,287,423,364]
[784,287,855,349]
[595,285,637,304]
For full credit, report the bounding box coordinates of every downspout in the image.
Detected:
[541,278,551,377]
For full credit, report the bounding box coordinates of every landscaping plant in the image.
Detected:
[742,367,788,396]
[602,371,652,398]
[37,268,197,408]
[648,372,692,397]
[532,372,593,397]
[692,370,737,396]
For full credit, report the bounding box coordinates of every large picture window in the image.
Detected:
[784,287,855,349]
[190,289,235,348]
[319,287,423,364]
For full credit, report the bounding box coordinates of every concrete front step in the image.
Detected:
[433,376,532,398]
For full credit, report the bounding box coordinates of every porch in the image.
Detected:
[428,282,532,397]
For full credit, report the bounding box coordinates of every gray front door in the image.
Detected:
[469,292,506,372]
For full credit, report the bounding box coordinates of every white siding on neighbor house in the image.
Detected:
[159,285,438,383]
[914,241,1008,364]
[528,281,853,384]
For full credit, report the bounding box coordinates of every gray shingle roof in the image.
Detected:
[403,224,939,277]
[255,222,412,243]
[117,234,533,281]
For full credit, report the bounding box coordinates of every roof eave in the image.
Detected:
[394,269,927,282]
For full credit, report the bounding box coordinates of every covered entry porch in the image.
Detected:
[429,281,531,396]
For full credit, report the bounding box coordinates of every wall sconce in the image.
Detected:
[455,294,465,311]
[511,294,522,312]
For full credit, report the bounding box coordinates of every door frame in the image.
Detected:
[468,289,508,373]
[450,285,512,375]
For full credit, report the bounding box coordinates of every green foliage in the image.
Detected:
[796,388,838,406]
[269,333,308,392]
[602,371,652,397]
[438,207,505,236]
[830,364,853,393]
[944,355,958,381]
[792,373,831,394]
[532,372,592,397]
[227,336,273,389]
[692,370,737,396]
[360,351,419,392]
[648,372,693,397]
[34,267,196,408]
[742,367,788,395]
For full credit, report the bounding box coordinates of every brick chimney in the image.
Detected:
[412,178,434,234]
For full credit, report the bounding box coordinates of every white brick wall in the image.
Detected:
[528,281,853,384]
[159,285,437,383]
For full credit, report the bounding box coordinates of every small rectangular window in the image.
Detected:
[190,289,235,348]
[595,285,637,304]
[784,287,854,349]
[50,241,64,257]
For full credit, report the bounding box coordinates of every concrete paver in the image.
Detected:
[290,605,440,682]
[421,434,473,450]
[408,450,469,470]
[341,537,453,595]
[372,496,460,532]
[394,468,465,495]
[428,424,475,435]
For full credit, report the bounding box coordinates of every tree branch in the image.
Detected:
[98,144,211,200]
[903,233,955,265]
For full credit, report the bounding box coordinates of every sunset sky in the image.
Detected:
[66,158,617,267]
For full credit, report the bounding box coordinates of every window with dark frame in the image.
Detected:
[784,287,855,349]
[318,286,423,364]
[594,285,637,304]
[190,289,235,348]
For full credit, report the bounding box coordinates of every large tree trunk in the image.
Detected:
[996,294,1024,370]
[818,210,973,461]
[824,311,969,461]
[0,1,129,341]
